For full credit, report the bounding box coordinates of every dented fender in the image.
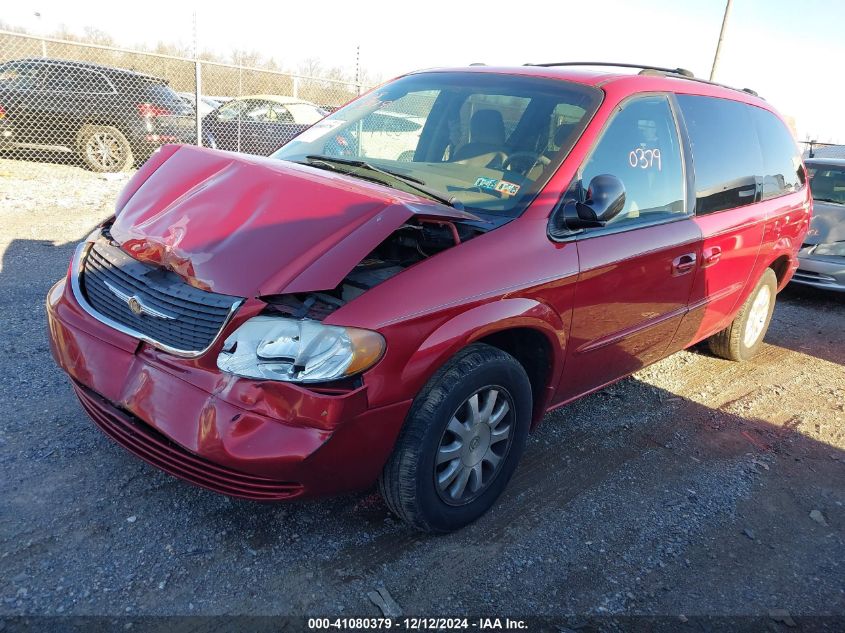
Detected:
[396,298,566,414]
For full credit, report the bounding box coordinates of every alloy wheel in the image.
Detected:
[743,284,771,348]
[85,132,125,171]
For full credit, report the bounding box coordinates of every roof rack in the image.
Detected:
[523,61,760,98]
[525,61,694,77]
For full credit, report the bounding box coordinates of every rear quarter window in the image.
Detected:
[142,81,184,105]
[749,106,805,199]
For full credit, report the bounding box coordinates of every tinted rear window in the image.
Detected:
[143,81,184,105]
[677,95,763,214]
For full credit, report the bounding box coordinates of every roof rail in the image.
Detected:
[524,61,694,77]
[523,61,761,99]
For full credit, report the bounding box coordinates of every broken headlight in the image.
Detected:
[216,316,385,383]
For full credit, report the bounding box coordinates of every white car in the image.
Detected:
[178,93,221,118]
[357,111,425,161]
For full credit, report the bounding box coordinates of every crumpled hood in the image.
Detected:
[805,200,845,245]
[110,145,477,297]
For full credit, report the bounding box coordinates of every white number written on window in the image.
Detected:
[628,148,661,171]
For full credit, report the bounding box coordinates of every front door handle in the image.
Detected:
[702,246,722,268]
[671,253,697,276]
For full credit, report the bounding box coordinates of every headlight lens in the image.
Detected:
[217,316,385,383]
[810,241,845,257]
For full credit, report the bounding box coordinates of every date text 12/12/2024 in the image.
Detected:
[307,617,528,630]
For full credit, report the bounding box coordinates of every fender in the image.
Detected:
[731,189,809,312]
[716,242,797,336]
[398,297,567,421]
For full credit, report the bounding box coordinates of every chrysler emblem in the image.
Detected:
[127,296,143,316]
[103,280,176,320]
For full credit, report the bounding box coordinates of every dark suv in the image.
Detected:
[0,58,195,172]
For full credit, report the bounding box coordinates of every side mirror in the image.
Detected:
[561,174,626,230]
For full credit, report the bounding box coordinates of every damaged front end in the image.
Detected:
[217,217,480,385]
[86,145,485,389]
[262,217,478,321]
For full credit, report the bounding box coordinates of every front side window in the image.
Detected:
[577,95,686,226]
[677,95,763,214]
[272,72,602,218]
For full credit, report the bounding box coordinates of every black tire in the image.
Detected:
[76,124,134,173]
[708,268,778,361]
[379,343,532,533]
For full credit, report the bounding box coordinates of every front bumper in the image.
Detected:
[791,255,845,292]
[46,276,411,500]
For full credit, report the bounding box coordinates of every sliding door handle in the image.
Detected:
[702,246,722,267]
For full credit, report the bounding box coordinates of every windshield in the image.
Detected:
[272,72,602,217]
[807,163,845,204]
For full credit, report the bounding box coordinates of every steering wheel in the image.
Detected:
[502,151,550,176]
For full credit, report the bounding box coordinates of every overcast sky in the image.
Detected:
[6,0,843,143]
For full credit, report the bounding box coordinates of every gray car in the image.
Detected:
[793,158,845,291]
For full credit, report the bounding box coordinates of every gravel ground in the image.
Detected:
[1,158,844,626]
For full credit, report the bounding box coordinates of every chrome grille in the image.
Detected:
[79,238,242,355]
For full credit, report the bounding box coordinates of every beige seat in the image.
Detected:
[453,109,507,168]
[552,123,577,152]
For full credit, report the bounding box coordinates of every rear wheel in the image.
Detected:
[379,343,531,533]
[77,124,134,173]
[708,268,778,361]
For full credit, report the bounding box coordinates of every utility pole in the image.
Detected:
[34,11,46,57]
[355,44,362,96]
[710,0,732,81]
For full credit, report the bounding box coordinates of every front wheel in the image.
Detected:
[708,268,778,361]
[379,343,532,533]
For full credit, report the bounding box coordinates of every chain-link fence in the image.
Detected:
[0,29,366,172]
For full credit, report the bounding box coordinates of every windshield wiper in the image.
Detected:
[303,155,464,210]
[813,197,843,205]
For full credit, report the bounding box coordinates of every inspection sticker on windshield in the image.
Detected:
[474,177,521,196]
[294,119,344,144]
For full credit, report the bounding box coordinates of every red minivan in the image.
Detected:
[46,63,810,532]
